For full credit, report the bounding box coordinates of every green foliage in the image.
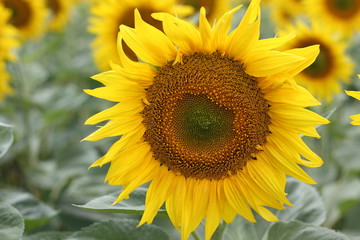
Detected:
[0,203,24,240]
[0,122,13,162]
[268,221,350,240]
[74,187,167,217]
[0,190,57,232]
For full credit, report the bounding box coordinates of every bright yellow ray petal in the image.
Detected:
[223,177,256,222]
[120,9,177,66]
[139,167,176,225]
[152,12,202,55]
[245,51,305,77]
[283,45,320,76]
[346,90,360,100]
[205,181,221,240]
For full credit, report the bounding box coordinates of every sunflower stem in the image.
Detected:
[191,231,201,240]
[211,221,227,240]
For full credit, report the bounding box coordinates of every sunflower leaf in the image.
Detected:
[22,232,73,240]
[68,218,171,240]
[267,221,350,240]
[0,122,14,163]
[0,190,58,232]
[73,187,167,217]
[0,203,24,240]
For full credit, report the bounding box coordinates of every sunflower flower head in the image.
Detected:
[0,2,19,100]
[46,0,74,31]
[88,0,193,71]
[84,1,329,239]
[304,0,360,37]
[0,0,47,40]
[278,21,354,102]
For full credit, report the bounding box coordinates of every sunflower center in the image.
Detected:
[4,0,32,28]
[182,0,215,17]
[174,94,235,150]
[142,52,270,180]
[47,0,61,15]
[326,0,360,18]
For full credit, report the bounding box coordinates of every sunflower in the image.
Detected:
[180,0,231,23]
[0,3,18,62]
[0,0,47,39]
[278,22,354,102]
[88,0,193,71]
[304,0,360,37]
[84,1,329,239]
[0,3,18,100]
[270,0,304,29]
[46,0,74,31]
[345,75,360,126]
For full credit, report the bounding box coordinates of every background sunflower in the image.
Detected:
[0,0,47,39]
[46,0,74,31]
[304,0,360,37]
[278,22,354,102]
[88,0,192,71]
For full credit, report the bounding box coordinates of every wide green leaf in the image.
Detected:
[22,232,72,240]
[0,190,57,232]
[268,221,350,240]
[0,203,24,240]
[223,178,325,240]
[73,187,167,217]
[0,122,14,162]
[68,218,171,240]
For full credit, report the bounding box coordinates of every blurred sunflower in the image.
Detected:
[88,0,192,71]
[180,0,231,23]
[46,0,74,31]
[346,75,360,126]
[84,1,329,239]
[270,0,304,29]
[279,22,354,102]
[0,0,47,39]
[0,3,18,99]
[304,0,360,37]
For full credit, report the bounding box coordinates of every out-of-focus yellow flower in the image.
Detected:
[0,0,47,40]
[84,1,329,239]
[270,0,305,29]
[88,0,192,71]
[179,0,231,23]
[304,0,360,37]
[0,3,19,100]
[46,0,74,31]
[279,22,354,102]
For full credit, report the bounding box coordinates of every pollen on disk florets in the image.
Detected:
[142,52,271,180]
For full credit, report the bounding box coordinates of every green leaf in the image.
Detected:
[69,218,171,240]
[0,190,57,232]
[22,232,72,240]
[268,221,350,240]
[224,178,325,240]
[0,122,14,162]
[73,187,167,217]
[278,178,326,225]
[0,203,24,240]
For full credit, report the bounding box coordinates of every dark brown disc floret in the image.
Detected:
[142,52,271,180]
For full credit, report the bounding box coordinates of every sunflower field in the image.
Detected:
[1,0,360,240]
